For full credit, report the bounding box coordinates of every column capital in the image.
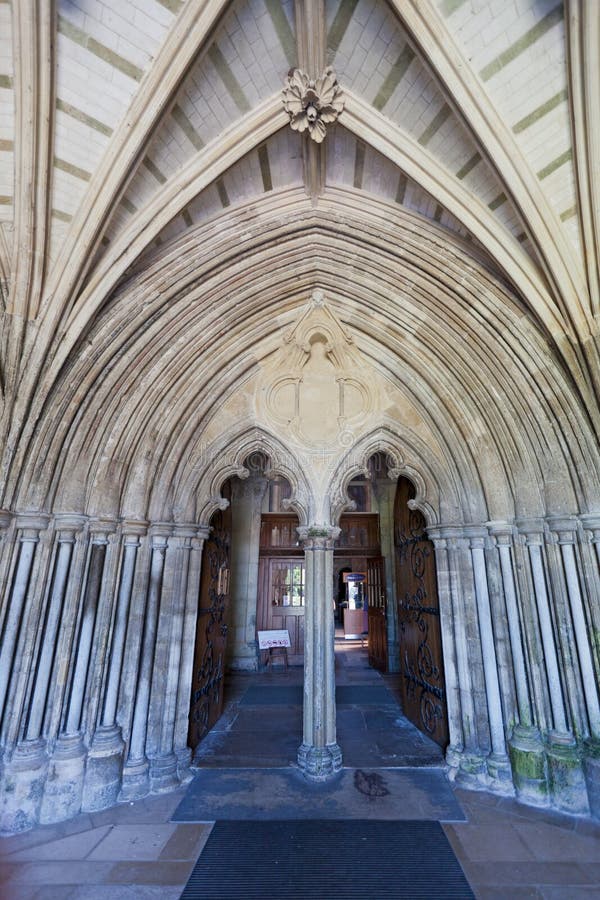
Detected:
[172,523,199,541]
[149,523,172,548]
[88,517,117,543]
[546,516,578,545]
[0,509,12,530]
[121,519,148,539]
[297,525,340,550]
[579,513,600,542]
[54,513,87,541]
[196,525,211,541]
[454,524,488,548]
[486,520,514,544]
[516,517,545,545]
[15,512,51,536]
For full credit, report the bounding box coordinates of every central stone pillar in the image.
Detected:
[296,526,342,780]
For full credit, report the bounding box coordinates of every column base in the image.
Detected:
[583,740,600,820]
[486,752,514,794]
[82,726,125,812]
[150,753,180,793]
[454,751,487,789]
[297,742,343,781]
[176,746,194,784]
[0,739,48,832]
[445,744,464,770]
[546,731,589,815]
[118,757,150,802]
[39,734,86,824]
[508,726,549,807]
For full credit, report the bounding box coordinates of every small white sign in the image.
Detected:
[258,629,291,650]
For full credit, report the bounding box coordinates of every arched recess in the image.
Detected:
[326,426,458,528]
[178,426,313,529]
[8,193,599,524]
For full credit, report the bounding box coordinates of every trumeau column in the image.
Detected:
[174,527,209,780]
[40,521,111,824]
[517,519,588,814]
[297,526,342,780]
[487,522,547,805]
[82,521,146,812]
[467,528,512,787]
[120,525,170,801]
[427,528,463,769]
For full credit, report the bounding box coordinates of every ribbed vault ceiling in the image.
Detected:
[0,0,599,521]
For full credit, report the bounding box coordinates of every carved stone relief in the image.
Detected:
[257,290,382,451]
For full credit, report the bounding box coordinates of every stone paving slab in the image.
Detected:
[172,766,466,822]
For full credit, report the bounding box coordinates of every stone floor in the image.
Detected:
[1,636,599,899]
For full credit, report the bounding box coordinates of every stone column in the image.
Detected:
[0,515,47,725]
[372,477,400,672]
[82,522,146,812]
[174,527,209,780]
[6,517,80,830]
[427,529,463,769]
[442,528,487,782]
[547,518,600,736]
[297,526,342,780]
[150,525,197,792]
[41,523,111,823]
[119,525,170,801]
[468,529,512,787]
[580,515,600,817]
[518,520,585,813]
[228,476,268,670]
[488,522,546,804]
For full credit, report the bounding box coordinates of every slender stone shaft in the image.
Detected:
[127,530,168,764]
[550,520,600,737]
[489,525,533,728]
[101,532,141,728]
[25,528,77,741]
[297,526,341,780]
[523,531,568,733]
[0,524,42,720]
[65,538,107,735]
[470,534,506,758]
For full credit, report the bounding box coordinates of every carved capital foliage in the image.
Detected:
[282,67,344,143]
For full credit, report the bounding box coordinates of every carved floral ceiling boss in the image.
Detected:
[282,67,344,143]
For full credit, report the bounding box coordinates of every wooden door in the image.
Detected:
[394,478,448,748]
[188,500,231,752]
[367,557,387,671]
[258,557,306,664]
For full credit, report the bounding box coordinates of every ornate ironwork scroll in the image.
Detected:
[189,507,231,748]
[394,482,448,747]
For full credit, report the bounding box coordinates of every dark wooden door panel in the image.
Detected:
[188,497,231,752]
[394,478,448,748]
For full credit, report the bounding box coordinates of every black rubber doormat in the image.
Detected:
[240,684,396,706]
[179,820,474,899]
